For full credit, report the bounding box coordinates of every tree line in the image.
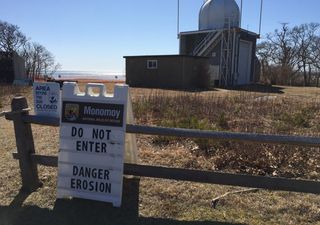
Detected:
[257,23,320,86]
[0,20,60,80]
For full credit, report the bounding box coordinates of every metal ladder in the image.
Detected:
[219,19,236,87]
[192,31,222,56]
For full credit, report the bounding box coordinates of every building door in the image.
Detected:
[237,40,252,85]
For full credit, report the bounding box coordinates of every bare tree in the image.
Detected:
[21,42,33,78]
[0,20,61,81]
[257,41,275,84]
[291,23,320,86]
[22,42,61,80]
[0,21,27,54]
[311,36,320,86]
[262,24,301,85]
[257,23,320,86]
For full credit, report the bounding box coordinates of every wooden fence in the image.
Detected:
[4,96,320,194]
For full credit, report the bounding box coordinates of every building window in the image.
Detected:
[147,60,158,69]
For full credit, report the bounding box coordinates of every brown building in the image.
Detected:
[0,52,27,83]
[124,55,210,89]
[123,0,260,89]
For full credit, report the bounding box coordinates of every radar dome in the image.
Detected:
[199,0,240,30]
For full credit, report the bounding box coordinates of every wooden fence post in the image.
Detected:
[11,96,41,192]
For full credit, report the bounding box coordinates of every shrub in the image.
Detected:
[152,116,223,154]
[280,110,312,128]
[152,119,179,145]
[217,112,229,129]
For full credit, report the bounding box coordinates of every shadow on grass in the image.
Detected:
[138,84,285,94]
[228,84,285,94]
[0,178,245,225]
[133,86,217,93]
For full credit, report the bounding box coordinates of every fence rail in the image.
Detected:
[11,153,320,194]
[6,114,320,147]
[4,96,320,194]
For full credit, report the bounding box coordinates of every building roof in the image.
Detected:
[179,28,259,38]
[0,51,21,58]
[123,54,209,59]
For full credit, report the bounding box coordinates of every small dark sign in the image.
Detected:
[62,101,124,127]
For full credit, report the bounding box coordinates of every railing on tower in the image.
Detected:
[192,31,222,56]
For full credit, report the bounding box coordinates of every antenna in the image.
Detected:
[240,0,243,28]
[177,0,180,39]
[259,0,264,36]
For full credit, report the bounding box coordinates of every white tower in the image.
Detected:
[199,0,240,30]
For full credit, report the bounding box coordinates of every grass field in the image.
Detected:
[0,83,320,225]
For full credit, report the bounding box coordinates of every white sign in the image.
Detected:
[57,82,128,207]
[33,82,61,118]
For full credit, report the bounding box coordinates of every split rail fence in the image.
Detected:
[4,96,320,194]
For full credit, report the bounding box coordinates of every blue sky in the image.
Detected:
[0,0,319,73]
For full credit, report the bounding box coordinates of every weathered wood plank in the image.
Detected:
[22,115,60,127]
[126,124,320,147]
[6,114,320,147]
[13,153,58,167]
[124,163,320,194]
[12,153,320,194]
[11,97,41,192]
[4,108,31,120]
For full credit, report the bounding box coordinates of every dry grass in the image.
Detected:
[0,83,320,225]
[132,89,320,179]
